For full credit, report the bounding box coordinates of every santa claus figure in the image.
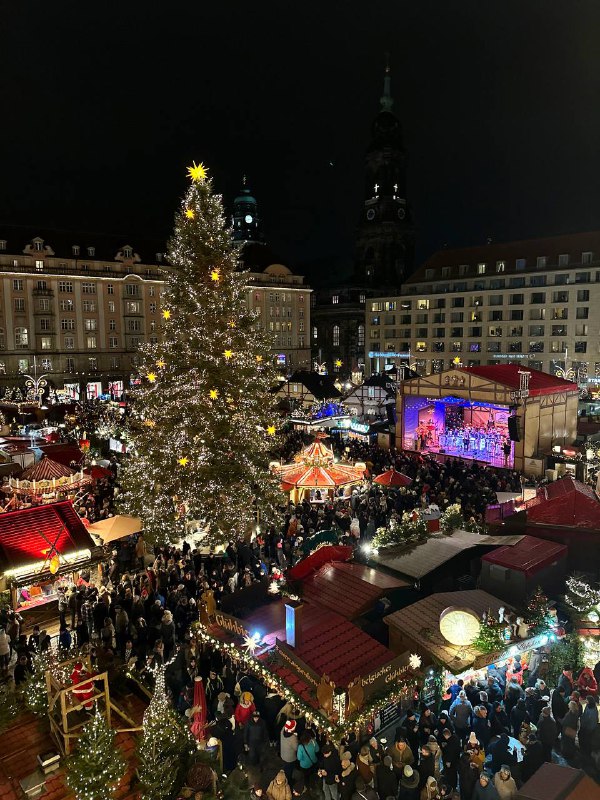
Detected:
[71,660,95,711]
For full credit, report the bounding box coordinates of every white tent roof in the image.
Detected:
[87,515,142,544]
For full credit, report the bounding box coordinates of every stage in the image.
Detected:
[402,394,514,469]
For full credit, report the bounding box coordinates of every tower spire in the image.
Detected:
[380,54,393,112]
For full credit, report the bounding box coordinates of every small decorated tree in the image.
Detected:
[22,649,53,716]
[137,666,195,800]
[65,712,126,800]
[471,613,505,654]
[523,586,553,635]
[439,503,464,535]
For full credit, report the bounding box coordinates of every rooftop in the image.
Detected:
[460,365,578,396]
[482,535,567,576]
[524,476,600,530]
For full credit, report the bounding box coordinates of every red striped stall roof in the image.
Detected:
[20,457,74,482]
[0,500,95,572]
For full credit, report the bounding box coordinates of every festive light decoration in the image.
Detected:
[439,607,481,646]
[137,665,195,800]
[143,419,156,428]
[118,161,282,546]
[185,209,195,219]
[268,581,280,594]
[187,161,207,182]
[162,309,171,320]
[210,268,221,282]
[565,575,600,614]
[243,634,259,653]
[209,389,219,400]
[256,355,263,363]
[178,456,189,467]
[65,711,126,800]
[266,425,276,436]
[23,649,54,716]
[156,359,166,369]
[228,319,236,328]
[409,653,422,670]
[146,372,157,383]
[334,359,343,368]
[523,586,553,635]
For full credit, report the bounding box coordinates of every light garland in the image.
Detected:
[566,576,600,613]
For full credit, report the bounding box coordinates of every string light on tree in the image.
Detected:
[65,711,126,800]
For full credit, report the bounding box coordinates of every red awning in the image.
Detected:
[21,457,74,482]
[373,468,413,487]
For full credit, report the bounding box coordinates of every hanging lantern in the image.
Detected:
[49,553,61,574]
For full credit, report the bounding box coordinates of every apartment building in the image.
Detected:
[0,227,165,399]
[366,231,600,379]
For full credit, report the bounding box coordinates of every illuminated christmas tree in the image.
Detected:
[471,613,505,654]
[137,666,195,800]
[119,162,281,546]
[565,575,600,616]
[523,586,553,635]
[65,712,126,800]
[22,649,53,716]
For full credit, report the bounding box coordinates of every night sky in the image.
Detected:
[2,2,599,284]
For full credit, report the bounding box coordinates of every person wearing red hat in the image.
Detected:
[70,660,95,711]
[280,719,299,782]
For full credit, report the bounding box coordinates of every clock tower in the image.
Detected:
[232,176,262,244]
[353,64,415,288]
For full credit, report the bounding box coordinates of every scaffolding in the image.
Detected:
[46,655,141,755]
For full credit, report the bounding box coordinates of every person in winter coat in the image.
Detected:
[466,733,485,771]
[520,735,544,783]
[579,694,599,757]
[280,720,299,783]
[490,702,510,737]
[503,679,523,716]
[537,706,558,762]
[493,765,517,800]
[472,771,500,800]
[440,729,460,790]
[421,776,441,800]
[401,710,421,755]
[235,691,256,728]
[551,686,568,727]
[560,700,579,760]
[578,667,599,697]
[418,707,438,745]
[338,752,357,800]
[318,742,342,800]
[350,776,378,800]
[457,752,479,800]
[244,710,269,765]
[558,669,574,697]
[509,699,530,739]
[267,771,292,800]
[449,691,473,744]
[398,765,420,800]
[355,745,373,786]
[417,745,435,792]
[375,755,397,799]
[472,706,492,751]
[435,712,454,744]
[387,737,415,773]
[297,730,320,776]
[0,628,11,677]
[159,610,176,660]
[488,734,516,776]
[426,735,442,781]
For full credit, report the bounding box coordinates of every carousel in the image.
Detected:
[2,456,91,508]
[272,432,366,503]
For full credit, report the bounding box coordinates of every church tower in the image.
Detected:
[353,64,415,288]
[232,177,262,244]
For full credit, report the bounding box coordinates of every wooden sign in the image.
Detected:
[360,654,412,700]
[275,638,321,689]
[213,612,251,640]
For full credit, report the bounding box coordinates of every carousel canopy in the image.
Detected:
[275,434,365,490]
[21,457,74,482]
[4,455,91,498]
[373,468,413,488]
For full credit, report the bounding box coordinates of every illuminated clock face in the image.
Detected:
[366,209,375,221]
[245,214,253,224]
[397,207,406,220]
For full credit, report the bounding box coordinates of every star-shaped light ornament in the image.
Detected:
[266,424,276,436]
[210,268,221,283]
[162,309,171,320]
[185,208,195,220]
[178,456,189,467]
[187,161,207,182]
[255,355,263,363]
[209,389,219,400]
[228,319,236,328]
[335,359,343,368]
[156,359,166,369]
[146,372,157,383]
[243,634,258,654]
[409,653,422,670]
[223,349,233,361]
[143,419,156,428]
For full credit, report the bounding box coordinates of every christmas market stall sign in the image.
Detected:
[472,631,561,671]
[212,611,251,640]
[275,638,321,689]
[360,654,413,701]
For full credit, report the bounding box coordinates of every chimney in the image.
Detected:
[285,600,304,649]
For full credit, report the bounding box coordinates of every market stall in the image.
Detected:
[2,456,91,507]
[0,500,101,621]
[86,514,142,545]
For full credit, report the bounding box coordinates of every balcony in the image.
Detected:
[32,287,54,298]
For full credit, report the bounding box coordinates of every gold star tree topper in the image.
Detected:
[187,161,207,182]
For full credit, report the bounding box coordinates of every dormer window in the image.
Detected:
[123,247,133,259]
[0,240,6,251]
[72,245,80,256]
[87,246,95,257]
[34,240,44,252]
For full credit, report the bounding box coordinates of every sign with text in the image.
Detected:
[213,611,251,640]
[473,632,557,671]
[275,638,321,689]
[360,654,413,700]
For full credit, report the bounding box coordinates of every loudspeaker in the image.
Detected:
[508,415,521,442]
[386,404,397,425]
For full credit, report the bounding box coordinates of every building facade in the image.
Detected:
[366,231,600,379]
[312,65,415,377]
[0,228,165,399]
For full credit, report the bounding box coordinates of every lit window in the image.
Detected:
[83,300,96,312]
[41,358,52,370]
[149,286,155,297]
[332,295,339,304]
[358,324,365,346]
[0,240,6,251]
[333,325,340,346]
[123,247,133,258]
[14,299,25,312]
[35,260,44,272]
[85,319,97,331]
[477,263,486,274]
[72,245,80,256]
[496,261,505,272]
[12,279,23,291]
[360,293,366,304]
[87,335,97,349]
[60,299,74,311]
[537,256,547,268]
[40,337,52,350]
[64,337,74,350]
[109,337,118,348]
[87,247,95,257]
[89,357,98,370]
[108,300,115,313]
[34,241,43,252]
[312,326,318,340]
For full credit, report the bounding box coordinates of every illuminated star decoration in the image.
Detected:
[187,161,207,182]
[209,389,219,400]
[335,359,343,368]
[228,319,236,328]
[146,372,157,383]
[185,208,195,219]
[162,309,171,320]
[255,355,263,363]
[143,419,156,428]
[156,359,166,369]
[266,424,276,436]
[210,268,221,282]
[409,653,422,670]
[243,634,258,654]
[223,349,233,360]
[178,456,189,467]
